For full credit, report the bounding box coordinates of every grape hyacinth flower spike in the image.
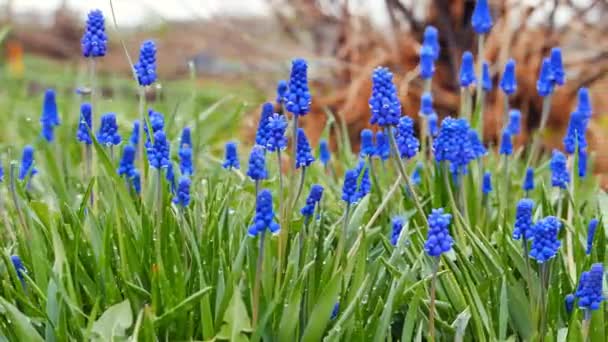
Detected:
[118,145,137,178]
[585,219,599,255]
[471,0,492,34]
[482,171,492,195]
[360,129,375,158]
[319,139,331,168]
[550,150,569,189]
[255,102,274,148]
[173,176,191,207]
[420,44,435,81]
[76,103,93,145]
[537,58,554,97]
[375,131,390,161]
[423,25,440,61]
[265,113,287,153]
[523,167,534,194]
[500,59,517,96]
[369,67,401,127]
[81,9,107,58]
[529,216,562,263]
[411,162,422,186]
[576,87,592,119]
[10,255,26,288]
[179,127,193,176]
[284,59,311,117]
[576,263,604,339]
[276,80,288,108]
[301,184,323,220]
[420,92,434,116]
[129,120,140,147]
[513,199,534,241]
[40,89,60,142]
[295,128,315,169]
[499,130,513,156]
[469,129,487,159]
[459,51,476,88]
[97,113,121,153]
[565,294,575,314]
[134,40,157,87]
[147,130,170,169]
[390,216,405,246]
[165,163,177,194]
[395,117,419,160]
[222,142,240,170]
[433,117,474,175]
[507,110,521,135]
[247,146,268,182]
[550,47,565,86]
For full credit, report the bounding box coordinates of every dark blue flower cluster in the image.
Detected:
[276,80,288,106]
[523,167,535,192]
[537,58,554,97]
[97,113,121,146]
[265,114,288,152]
[248,189,280,237]
[423,26,440,60]
[173,176,191,207]
[132,170,141,194]
[19,145,37,181]
[471,0,493,34]
[375,131,390,161]
[360,129,375,157]
[81,9,107,58]
[500,59,517,95]
[507,110,521,135]
[424,208,453,257]
[578,149,587,178]
[166,163,177,193]
[255,103,274,147]
[529,216,562,263]
[134,40,157,86]
[586,219,599,255]
[144,109,165,147]
[369,67,401,127]
[284,59,311,116]
[295,128,315,168]
[247,146,267,181]
[563,111,588,155]
[459,51,476,87]
[469,129,487,159]
[391,216,404,246]
[319,139,331,167]
[179,127,193,176]
[565,294,575,314]
[129,120,140,147]
[500,130,513,156]
[341,161,370,204]
[118,145,137,177]
[551,48,565,86]
[41,89,60,142]
[10,255,26,285]
[575,263,604,311]
[147,130,170,169]
[433,117,475,171]
[513,198,534,240]
[77,103,93,145]
[355,160,371,199]
[223,142,240,170]
[301,184,324,218]
[395,117,419,159]
[420,45,435,80]
[482,171,492,194]
[550,150,569,189]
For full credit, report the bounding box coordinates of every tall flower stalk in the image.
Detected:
[134,40,157,184]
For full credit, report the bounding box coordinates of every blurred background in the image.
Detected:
[1,0,607,185]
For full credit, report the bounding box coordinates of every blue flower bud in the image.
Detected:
[472,0,493,34]
[375,131,390,160]
[500,59,517,95]
[301,184,324,218]
[77,103,93,145]
[395,117,419,159]
[423,26,440,60]
[482,171,492,194]
[586,219,599,255]
[565,294,575,314]
[276,80,288,105]
[420,45,436,80]
[284,59,311,116]
[255,103,274,147]
[459,51,476,87]
[319,139,331,166]
[550,47,565,86]
[19,145,37,181]
[97,113,121,146]
[391,216,405,246]
[507,109,521,135]
[147,130,170,169]
[537,58,554,97]
[360,129,375,157]
[118,145,137,178]
[173,176,191,207]
[523,167,534,192]
[500,130,513,156]
[296,128,315,168]
[424,208,454,257]
[222,142,240,170]
[550,150,569,189]
[81,9,107,58]
[247,146,267,181]
[248,189,280,237]
[513,198,534,240]
[129,120,140,147]
[134,40,157,86]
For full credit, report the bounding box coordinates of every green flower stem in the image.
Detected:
[566,155,576,280]
[252,229,266,327]
[582,309,591,342]
[9,162,28,236]
[429,257,440,342]
[334,203,351,273]
[388,129,428,227]
[538,262,550,342]
[277,150,284,227]
[88,57,97,206]
[292,167,306,212]
[139,86,149,194]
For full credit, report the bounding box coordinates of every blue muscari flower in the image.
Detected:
[247,146,267,180]
[360,129,375,157]
[421,92,433,116]
[255,103,274,147]
[129,120,140,146]
[433,117,474,170]
[266,114,288,152]
[424,208,454,257]
[507,110,521,135]
[0,163,3,182]
[575,263,604,311]
[19,145,37,181]
[173,176,191,207]
[529,216,562,263]
[423,26,440,60]
[179,145,193,176]
[459,51,476,87]
[576,88,592,118]
[248,189,280,237]
[134,40,157,86]
[166,163,176,193]
[342,169,359,204]
[118,145,136,177]
[391,216,405,246]
[482,171,492,194]
[222,142,240,170]
[499,130,512,155]
[40,89,60,142]
[586,219,599,255]
[578,149,587,178]
[523,167,534,191]
[395,116,419,159]
[147,130,170,169]
[355,160,371,200]
[276,80,288,105]
[428,113,438,136]
[10,255,26,285]
[77,103,93,145]
[296,128,315,168]
[284,58,311,116]
[482,62,492,92]
[301,184,324,218]
[144,109,165,146]
[550,150,569,189]
[319,139,331,166]
[469,129,487,159]
[132,170,141,194]
[472,0,493,34]
[550,47,565,86]
[513,198,534,240]
[180,126,192,148]
[565,294,575,314]
[500,59,517,95]
[411,162,422,186]
[369,67,401,126]
[537,58,554,97]
[97,113,121,146]
[420,44,435,80]
[563,111,587,154]
[81,10,107,58]
[375,131,390,161]
[331,303,340,320]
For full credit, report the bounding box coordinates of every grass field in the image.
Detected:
[0,7,607,342]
